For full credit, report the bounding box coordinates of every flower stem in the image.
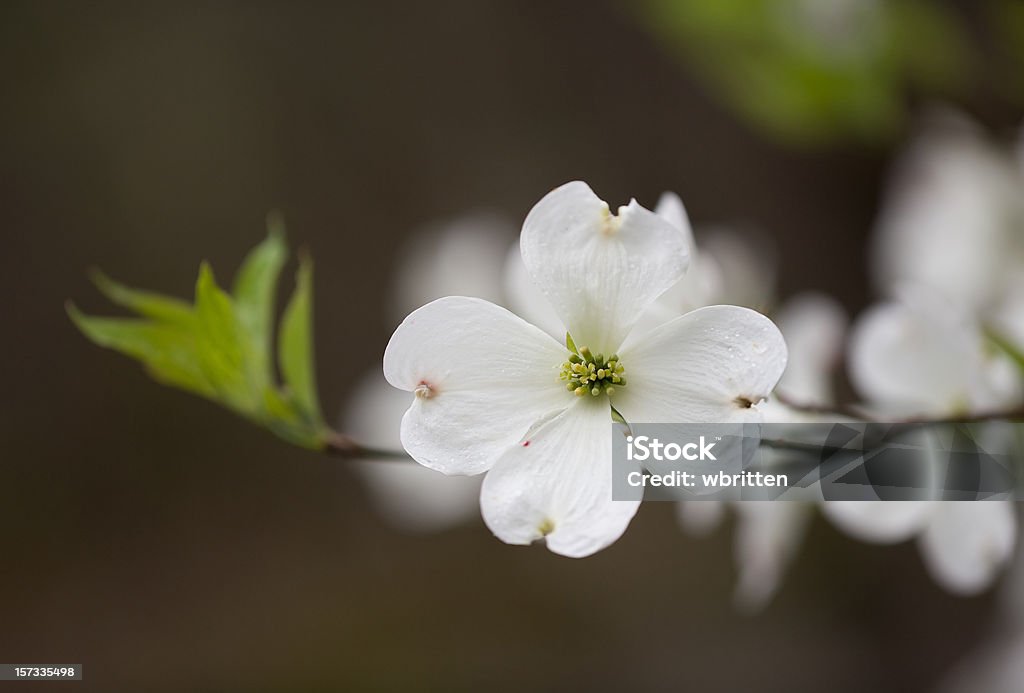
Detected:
[772,391,1024,424]
[321,430,408,460]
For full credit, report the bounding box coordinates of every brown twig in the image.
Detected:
[321,397,1024,463]
[773,391,1024,425]
[772,391,868,420]
[322,430,408,460]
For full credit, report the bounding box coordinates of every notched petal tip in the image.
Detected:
[414,380,436,399]
[604,199,641,236]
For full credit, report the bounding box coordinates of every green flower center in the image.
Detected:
[559,345,626,397]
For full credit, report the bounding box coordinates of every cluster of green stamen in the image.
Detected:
[559,342,625,397]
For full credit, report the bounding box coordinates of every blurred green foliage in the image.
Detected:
[635,0,974,144]
[990,330,1024,376]
[68,222,330,449]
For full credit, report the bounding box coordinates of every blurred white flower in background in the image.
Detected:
[872,109,1024,346]
[645,192,776,326]
[825,291,1020,595]
[342,213,514,532]
[938,547,1024,693]
[819,112,1024,597]
[343,371,482,532]
[502,240,564,340]
[384,181,788,557]
[388,214,512,320]
[767,294,847,407]
[680,293,847,610]
[649,184,840,610]
[644,188,783,560]
[645,192,723,317]
[826,499,1017,595]
[730,500,812,610]
[847,293,1021,418]
[731,294,847,610]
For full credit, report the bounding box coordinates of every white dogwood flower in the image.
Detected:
[384,181,788,557]
[826,293,1021,594]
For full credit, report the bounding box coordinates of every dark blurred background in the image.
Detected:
[1,1,1021,690]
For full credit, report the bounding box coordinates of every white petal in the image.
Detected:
[655,191,696,250]
[733,502,813,611]
[502,241,564,339]
[644,191,724,319]
[989,269,1024,353]
[676,500,726,536]
[774,292,847,406]
[757,397,822,425]
[847,298,983,416]
[520,181,688,354]
[342,371,409,451]
[390,213,512,324]
[645,252,723,320]
[977,351,1024,413]
[355,461,482,532]
[919,501,1017,595]
[480,398,640,558]
[872,114,1022,312]
[823,501,933,543]
[699,226,776,310]
[613,305,787,423]
[384,296,570,475]
[341,372,481,531]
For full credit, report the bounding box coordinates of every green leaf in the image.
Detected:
[565,332,578,354]
[194,262,258,413]
[67,303,214,398]
[263,386,322,449]
[278,254,322,425]
[90,270,194,325]
[232,223,288,380]
[988,329,1024,375]
[632,0,970,144]
[71,230,333,452]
